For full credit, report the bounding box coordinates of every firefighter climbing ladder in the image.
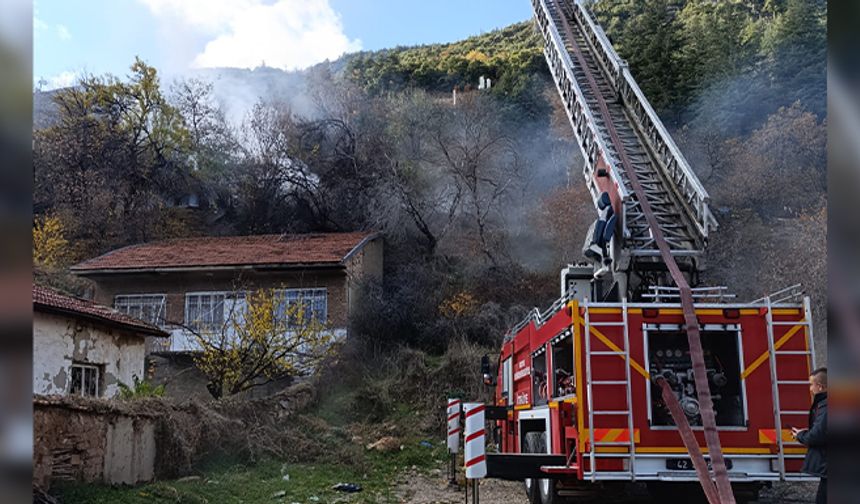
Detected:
[583,298,636,481]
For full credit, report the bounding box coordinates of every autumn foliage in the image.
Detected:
[33,214,68,269]
[191,288,336,399]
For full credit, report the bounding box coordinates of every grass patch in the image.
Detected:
[56,437,448,504]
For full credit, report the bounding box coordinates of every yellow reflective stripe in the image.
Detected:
[589,308,758,316]
[588,308,622,314]
[741,322,805,380]
[570,300,586,452]
[583,428,640,444]
[759,429,794,444]
[773,309,801,315]
[594,446,774,454]
[588,325,650,379]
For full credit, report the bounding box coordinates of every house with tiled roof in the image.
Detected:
[33,285,168,397]
[71,232,383,353]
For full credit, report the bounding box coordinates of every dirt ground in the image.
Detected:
[394,470,819,504]
[394,470,529,504]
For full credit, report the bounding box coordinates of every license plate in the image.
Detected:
[666,458,733,471]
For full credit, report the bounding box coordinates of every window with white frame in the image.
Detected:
[276,288,327,326]
[184,292,246,332]
[114,294,166,326]
[70,363,100,397]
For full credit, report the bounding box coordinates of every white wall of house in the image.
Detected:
[33,311,146,398]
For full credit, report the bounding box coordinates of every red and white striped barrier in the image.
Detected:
[463,402,487,479]
[446,398,461,454]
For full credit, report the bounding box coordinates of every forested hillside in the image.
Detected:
[33,0,826,356]
[345,22,549,119]
[589,0,825,126]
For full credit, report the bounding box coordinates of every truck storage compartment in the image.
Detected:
[551,331,575,398]
[646,325,746,427]
[532,346,548,406]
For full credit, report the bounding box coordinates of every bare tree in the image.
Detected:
[430,93,523,265]
[170,77,236,160]
[375,90,463,255]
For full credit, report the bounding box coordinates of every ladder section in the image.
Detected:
[765,296,817,479]
[532,0,716,259]
[583,299,636,481]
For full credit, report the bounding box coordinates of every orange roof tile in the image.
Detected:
[33,285,168,337]
[71,232,378,273]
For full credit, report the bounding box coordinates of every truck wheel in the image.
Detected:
[523,432,545,504]
[539,477,560,504]
[524,477,540,504]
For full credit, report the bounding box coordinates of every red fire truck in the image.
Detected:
[472,1,821,502]
[483,273,817,502]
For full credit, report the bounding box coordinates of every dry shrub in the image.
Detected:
[350,347,431,423]
[35,382,361,480]
[422,339,493,429]
[348,340,494,434]
[353,376,398,423]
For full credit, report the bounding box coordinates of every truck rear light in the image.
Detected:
[723,308,740,319]
[643,308,658,318]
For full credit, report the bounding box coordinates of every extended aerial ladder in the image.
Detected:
[532,0,717,300]
[530,0,732,501]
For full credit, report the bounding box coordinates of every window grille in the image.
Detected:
[184,292,246,332]
[276,288,327,326]
[114,294,166,325]
[70,363,100,397]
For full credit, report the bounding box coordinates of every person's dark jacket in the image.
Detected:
[797,392,827,477]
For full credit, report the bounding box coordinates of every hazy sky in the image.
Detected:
[34,0,533,89]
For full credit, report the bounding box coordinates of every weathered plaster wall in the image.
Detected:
[33,399,157,489]
[33,311,146,398]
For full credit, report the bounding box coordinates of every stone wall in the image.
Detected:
[33,384,314,489]
[33,396,157,489]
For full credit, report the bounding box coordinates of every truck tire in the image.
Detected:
[524,477,540,504]
[523,431,545,504]
[523,431,560,504]
[539,477,560,504]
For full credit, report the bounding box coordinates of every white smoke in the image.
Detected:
[137,0,362,71]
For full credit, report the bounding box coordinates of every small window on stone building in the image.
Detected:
[70,363,101,397]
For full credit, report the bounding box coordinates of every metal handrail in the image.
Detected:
[569,0,717,239]
[532,0,632,209]
[748,284,804,306]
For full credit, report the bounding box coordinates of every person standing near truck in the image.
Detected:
[792,367,827,504]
